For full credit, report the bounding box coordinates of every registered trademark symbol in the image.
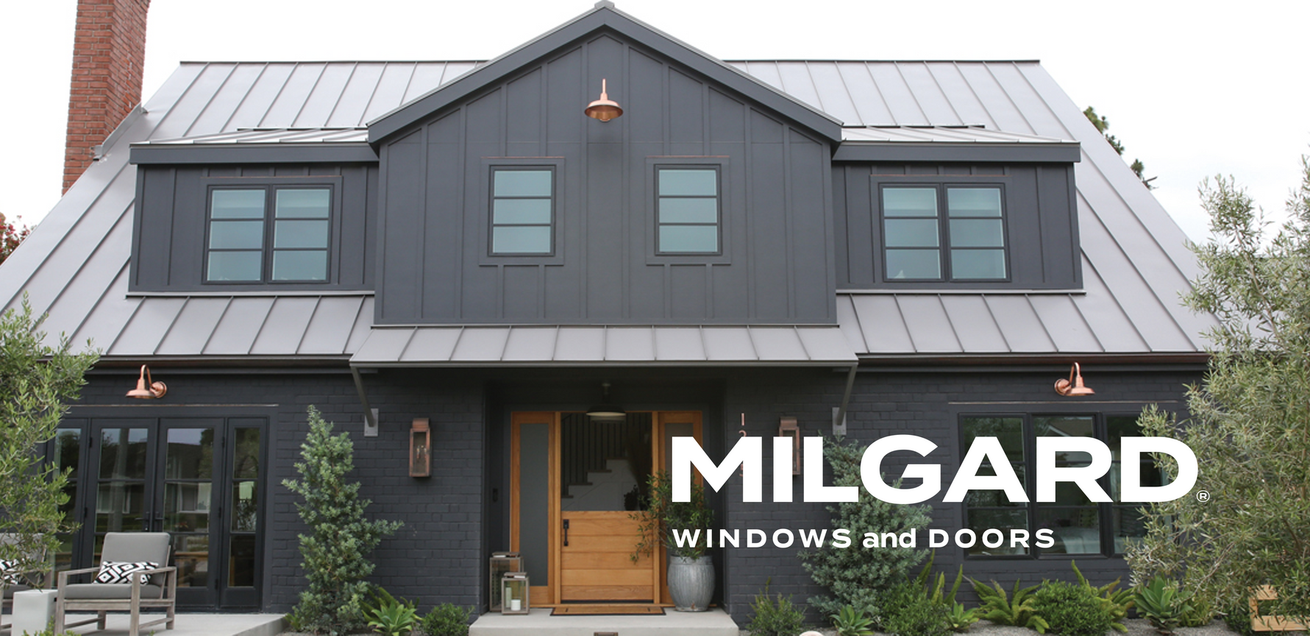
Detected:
[1196,490,1210,503]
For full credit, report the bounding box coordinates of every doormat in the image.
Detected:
[551,605,666,616]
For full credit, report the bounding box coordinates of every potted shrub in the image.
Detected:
[632,470,715,611]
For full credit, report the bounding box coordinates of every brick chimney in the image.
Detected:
[63,0,150,193]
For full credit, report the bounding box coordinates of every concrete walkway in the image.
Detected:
[470,607,739,636]
[28,613,285,636]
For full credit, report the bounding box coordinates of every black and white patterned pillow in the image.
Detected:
[94,561,158,585]
[0,559,20,586]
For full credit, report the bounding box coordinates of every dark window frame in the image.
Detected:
[957,411,1165,561]
[655,165,723,256]
[479,158,566,266]
[488,166,557,257]
[645,157,731,265]
[876,180,1011,284]
[201,177,339,285]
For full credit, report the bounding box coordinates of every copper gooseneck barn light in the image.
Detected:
[126,364,167,399]
[1054,362,1094,397]
[584,79,623,122]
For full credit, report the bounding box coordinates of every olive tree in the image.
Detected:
[0,298,98,587]
[1129,156,1310,619]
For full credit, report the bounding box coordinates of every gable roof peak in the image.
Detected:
[365,3,843,144]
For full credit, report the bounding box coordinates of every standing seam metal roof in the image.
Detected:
[0,59,1214,361]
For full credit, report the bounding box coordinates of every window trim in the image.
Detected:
[201,177,340,286]
[874,177,1012,285]
[645,157,732,265]
[479,158,566,266]
[955,409,1170,560]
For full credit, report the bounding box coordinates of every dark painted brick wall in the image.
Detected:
[74,368,486,615]
[71,363,1200,626]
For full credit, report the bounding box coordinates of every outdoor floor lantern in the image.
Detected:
[501,572,530,614]
[489,552,522,612]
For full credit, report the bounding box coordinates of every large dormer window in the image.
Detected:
[205,186,331,283]
[881,185,1008,282]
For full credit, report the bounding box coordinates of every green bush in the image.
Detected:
[1070,561,1133,632]
[366,596,417,636]
[746,586,806,636]
[421,603,473,636]
[832,604,874,636]
[1033,580,1113,636]
[798,437,930,618]
[1134,576,1196,636]
[1221,604,1256,636]
[283,407,404,635]
[971,578,1048,633]
[879,581,952,636]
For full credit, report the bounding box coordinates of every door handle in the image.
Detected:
[563,519,570,547]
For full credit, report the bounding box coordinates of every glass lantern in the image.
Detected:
[488,552,522,611]
[501,572,530,615]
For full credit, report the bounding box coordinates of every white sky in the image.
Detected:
[2,0,1307,243]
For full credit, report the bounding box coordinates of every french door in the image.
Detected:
[53,416,266,609]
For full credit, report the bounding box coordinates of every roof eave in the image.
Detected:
[130,143,378,165]
[834,142,1081,163]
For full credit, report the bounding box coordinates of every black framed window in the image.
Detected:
[881,185,1007,281]
[205,186,331,283]
[490,168,554,255]
[656,167,720,254]
[960,412,1164,559]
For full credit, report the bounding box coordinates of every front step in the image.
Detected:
[469,607,739,636]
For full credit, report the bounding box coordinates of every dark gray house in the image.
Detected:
[0,0,1213,623]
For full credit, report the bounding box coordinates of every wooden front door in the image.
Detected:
[510,410,702,605]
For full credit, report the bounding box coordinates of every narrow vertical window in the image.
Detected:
[272,188,330,281]
[960,417,1029,556]
[206,189,265,282]
[947,187,1006,280]
[882,187,941,279]
[491,169,554,255]
[1033,415,1100,554]
[657,167,719,254]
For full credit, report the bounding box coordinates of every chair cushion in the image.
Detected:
[3,582,32,598]
[0,559,20,586]
[95,561,158,585]
[101,533,171,586]
[60,583,164,600]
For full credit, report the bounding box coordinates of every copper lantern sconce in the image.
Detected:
[778,416,801,475]
[584,78,623,122]
[410,418,431,478]
[126,365,166,399]
[1054,363,1095,397]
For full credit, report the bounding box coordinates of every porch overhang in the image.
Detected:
[348,325,858,367]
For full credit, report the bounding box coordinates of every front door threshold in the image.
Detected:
[470,607,738,636]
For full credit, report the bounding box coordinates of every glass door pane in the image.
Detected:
[223,423,264,608]
[162,426,216,590]
[93,425,152,561]
[52,427,84,574]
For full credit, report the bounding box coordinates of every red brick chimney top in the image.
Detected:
[63,0,151,193]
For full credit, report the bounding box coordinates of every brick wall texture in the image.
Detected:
[71,364,1200,626]
[64,0,150,192]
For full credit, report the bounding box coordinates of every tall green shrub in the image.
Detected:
[798,436,930,618]
[0,298,97,588]
[283,406,402,635]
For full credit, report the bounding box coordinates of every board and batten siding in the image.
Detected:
[376,33,837,326]
[130,163,378,292]
[832,162,1081,290]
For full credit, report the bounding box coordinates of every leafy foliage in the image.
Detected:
[746,585,806,636]
[1082,106,1155,189]
[283,407,403,635]
[879,581,952,636]
[631,469,714,560]
[831,604,874,636]
[365,593,417,636]
[970,578,1048,633]
[420,603,473,636]
[902,552,976,632]
[798,436,930,619]
[1134,576,1191,635]
[0,298,97,589]
[1070,560,1133,632]
[1221,603,1257,636]
[1032,580,1114,636]
[1128,157,1310,620]
[0,212,31,265]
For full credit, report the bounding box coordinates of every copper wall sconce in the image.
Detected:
[779,416,801,475]
[126,365,166,399]
[1054,362,1095,397]
[410,418,431,477]
[584,78,623,122]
